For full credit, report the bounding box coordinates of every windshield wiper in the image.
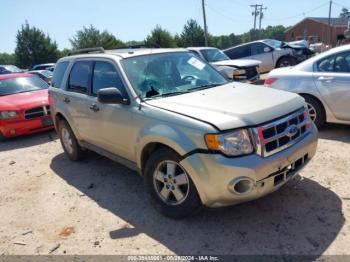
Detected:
[145,91,190,99]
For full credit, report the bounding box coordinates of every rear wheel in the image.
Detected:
[303,96,326,129]
[144,149,202,219]
[58,120,85,161]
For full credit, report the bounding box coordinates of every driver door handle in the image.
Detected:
[89,103,100,112]
[63,97,70,103]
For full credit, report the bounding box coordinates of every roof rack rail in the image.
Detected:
[67,47,105,56]
[118,44,161,49]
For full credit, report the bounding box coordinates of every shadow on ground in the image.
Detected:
[50,152,344,257]
[0,131,57,152]
[318,124,350,143]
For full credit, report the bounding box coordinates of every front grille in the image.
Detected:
[253,108,311,157]
[24,106,50,120]
[234,66,258,81]
[244,67,258,80]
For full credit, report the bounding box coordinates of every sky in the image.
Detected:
[0,0,349,53]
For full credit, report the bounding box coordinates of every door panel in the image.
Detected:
[313,51,350,121]
[247,43,274,73]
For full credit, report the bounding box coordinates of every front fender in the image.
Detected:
[135,123,204,169]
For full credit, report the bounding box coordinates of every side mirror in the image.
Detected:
[97,87,129,105]
[264,47,272,53]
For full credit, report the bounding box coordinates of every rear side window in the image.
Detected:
[52,61,69,88]
[68,61,92,93]
[92,62,125,95]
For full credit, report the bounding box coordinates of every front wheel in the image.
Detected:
[277,57,296,68]
[144,149,202,219]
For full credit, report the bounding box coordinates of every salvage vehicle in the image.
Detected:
[0,73,53,141]
[49,47,318,218]
[223,39,313,73]
[265,44,350,128]
[187,47,260,82]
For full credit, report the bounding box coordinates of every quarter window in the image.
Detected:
[92,62,125,95]
[68,61,91,93]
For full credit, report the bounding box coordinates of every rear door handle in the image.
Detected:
[89,103,100,112]
[318,76,334,81]
[63,97,70,103]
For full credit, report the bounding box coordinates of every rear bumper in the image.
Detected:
[180,124,318,207]
[0,116,54,138]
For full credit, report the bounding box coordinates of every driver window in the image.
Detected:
[334,52,350,73]
[250,43,266,56]
[317,55,335,72]
[92,61,126,96]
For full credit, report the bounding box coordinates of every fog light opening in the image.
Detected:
[233,179,253,195]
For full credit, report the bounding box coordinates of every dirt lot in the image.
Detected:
[0,124,349,256]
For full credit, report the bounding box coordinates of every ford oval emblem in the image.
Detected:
[286,125,298,137]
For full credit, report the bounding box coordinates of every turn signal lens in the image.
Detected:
[205,134,220,150]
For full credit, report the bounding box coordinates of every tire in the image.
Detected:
[303,95,326,129]
[58,119,85,161]
[277,57,295,68]
[144,148,202,219]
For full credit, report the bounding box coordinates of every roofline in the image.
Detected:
[285,17,348,33]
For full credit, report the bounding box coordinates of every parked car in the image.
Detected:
[265,44,350,128]
[0,65,23,74]
[49,47,318,218]
[0,73,53,141]
[31,63,55,71]
[187,47,261,82]
[223,39,313,73]
[28,70,53,85]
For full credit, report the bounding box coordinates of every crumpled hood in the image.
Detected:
[146,83,305,130]
[212,59,261,68]
[0,89,49,111]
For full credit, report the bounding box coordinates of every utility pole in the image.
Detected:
[202,0,208,47]
[250,4,266,40]
[328,0,333,46]
[259,5,267,31]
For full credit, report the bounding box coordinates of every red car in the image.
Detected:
[0,73,54,141]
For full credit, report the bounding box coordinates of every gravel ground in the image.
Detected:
[0,124,349,257]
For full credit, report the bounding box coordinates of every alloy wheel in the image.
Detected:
[307,103,317,122]
[153,160,190,205]
[61,127,74,154]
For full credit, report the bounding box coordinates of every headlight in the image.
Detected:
[0,111,19,120]
[205,129,254,156]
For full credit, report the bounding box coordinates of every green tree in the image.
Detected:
[70,25,124,50]
[180,19,205,47]
[262,25,286,41]
[15,22,59,68]
[340,8,350,18]
[145,26,176,48]
[0,53,16,65]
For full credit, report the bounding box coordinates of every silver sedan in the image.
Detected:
[265,44,350,128]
